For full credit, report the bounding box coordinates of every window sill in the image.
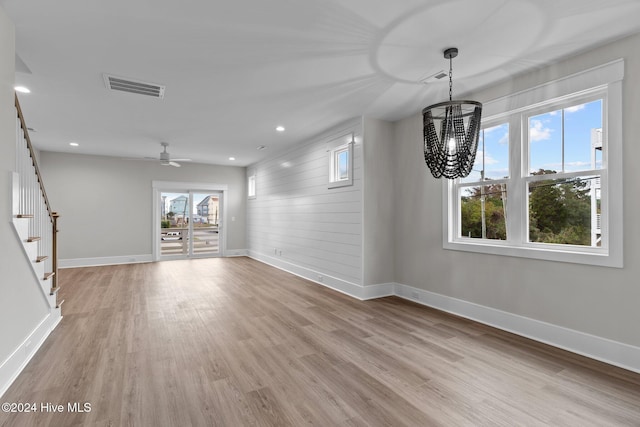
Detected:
[328,179,353,189]
[443,239,622,268]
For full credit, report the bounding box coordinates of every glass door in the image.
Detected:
[160,192,190,257]
[159,190,223,259]
[192,192,220,257]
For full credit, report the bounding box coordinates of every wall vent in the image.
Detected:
[103,74,165,99]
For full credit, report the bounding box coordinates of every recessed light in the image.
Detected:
[275,126,285,132]
[69,142,79,147]
[229,157,236,161]
[14,86,31,93]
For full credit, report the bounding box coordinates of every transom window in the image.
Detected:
[444,60,623,267]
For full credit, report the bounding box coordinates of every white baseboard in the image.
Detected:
[243,252,640,373]
[0,311,61,398]
[393,283,640,374]
[248,251,393,300]
[225,249,248,257]
[60,251,248,268]
[59,254,153,268]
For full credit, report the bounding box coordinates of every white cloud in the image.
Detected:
[565,161,590,167]
[485,168,509,180]
[483,123,508,135]
[536,161,592,172]
[477,150,499,165]
[564,161,593,172]
[529,119,552,142]
[498,132,508,145]
[565,104,586,113]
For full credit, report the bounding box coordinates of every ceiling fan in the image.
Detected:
[147,142,192,167]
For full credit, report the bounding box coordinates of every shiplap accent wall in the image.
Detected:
[248,119,363,288]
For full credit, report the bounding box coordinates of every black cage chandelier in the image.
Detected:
[423,48,482,179]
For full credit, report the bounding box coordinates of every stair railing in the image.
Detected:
[14,94,59,295]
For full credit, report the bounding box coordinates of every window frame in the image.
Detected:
[247,170,256,199]
[443,59,624,268]
[328,140,354,189]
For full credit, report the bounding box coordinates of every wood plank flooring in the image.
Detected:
[1,257,639,426]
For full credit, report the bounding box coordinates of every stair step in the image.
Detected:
[56,299,65,309]
[27,236,41,242]
[50,286,60,295]
[36,255,49,263]
[17,214,34,218]
[43,272,55,280]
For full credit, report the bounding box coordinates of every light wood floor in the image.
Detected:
[1,257,639,426]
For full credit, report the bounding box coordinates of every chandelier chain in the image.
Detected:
[449,56,453,101]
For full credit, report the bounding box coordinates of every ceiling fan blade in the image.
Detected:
[169,161,181,167]
[171,158,192,162]
[123,157,156,161]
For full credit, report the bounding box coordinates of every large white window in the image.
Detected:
[444,60,623,267]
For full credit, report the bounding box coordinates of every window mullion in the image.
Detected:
[505,114,523,245]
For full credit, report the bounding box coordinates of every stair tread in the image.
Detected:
[36,255,49,262]
[17,214,34,218]
[56,299,65,309]
[27,236,41,242]
[50,286,60,295]
[43,272,55,280]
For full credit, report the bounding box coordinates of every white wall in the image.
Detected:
[38,152,247,262]
[247,119,363,291]
[362,117,395,286]
[0,5,50,389]
[393,32,640,348]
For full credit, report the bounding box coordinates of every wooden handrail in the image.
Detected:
[52,212,59,291]
[15,94,54,222]
[15,93,60,296]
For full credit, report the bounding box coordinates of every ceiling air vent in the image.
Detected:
[103,74,165,99]
[420,70,447,84]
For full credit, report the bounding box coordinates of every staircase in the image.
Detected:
[11,94,62,317]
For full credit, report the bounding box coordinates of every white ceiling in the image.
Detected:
[4,0,640,166]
